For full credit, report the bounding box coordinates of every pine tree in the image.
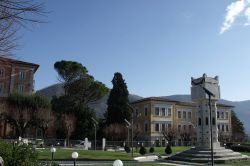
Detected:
[106,72,130,124]
[231,110,246,142]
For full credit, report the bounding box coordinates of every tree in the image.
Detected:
[53,60,108,139]
[54,60,108,105]
[1,93,50,138]
[106,72,130,124]
[231,110,246,142]
[103,123,127,141]
[0,0,45,56]
[165,144,172,155]
[162,128,177,146]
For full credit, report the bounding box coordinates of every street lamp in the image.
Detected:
[91,117,98,150]
[126,125,130,147]
[71,152,78,166]
[50,146,56,163]
[126,103,134,158]
[113,159,123,166]
[202,86,215,166]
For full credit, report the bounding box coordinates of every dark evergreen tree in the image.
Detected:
[106,72,130,124]
[165,144,172,155]
[231,110,246,142]
[139,146,147,155]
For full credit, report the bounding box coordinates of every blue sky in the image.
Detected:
[16,0,250,101]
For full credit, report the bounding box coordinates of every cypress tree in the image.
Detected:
[231,110,246,141]
[106,72,130,124]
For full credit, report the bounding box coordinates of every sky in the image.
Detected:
[15,0,250,101]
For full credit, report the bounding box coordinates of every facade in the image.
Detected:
[0,56,39,137]
[131,97,233,146]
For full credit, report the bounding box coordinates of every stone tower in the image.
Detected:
[169,74,248,163]
[191,73,220,149]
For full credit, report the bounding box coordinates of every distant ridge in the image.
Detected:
[37,83,143,117]
[37,85,250,135]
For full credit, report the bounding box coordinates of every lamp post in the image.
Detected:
[126,103,134,158]
[203,87,215,166]
[91,117,98,150]
[71,152,78,166]
[50,146,56,163]
[126,125,130,147]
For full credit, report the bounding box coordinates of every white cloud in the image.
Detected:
[220,0,246,34]
[244,7,250,25]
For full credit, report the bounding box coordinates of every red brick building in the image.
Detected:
[0,56,39,137]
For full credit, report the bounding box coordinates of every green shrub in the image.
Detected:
[139,146,147,155]
[0,140,39,166]
[149,147,154,153]
[124,146,131,153]
[231,145,250,152]
[165,144,172,155]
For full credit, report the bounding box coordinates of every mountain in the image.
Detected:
[37,85,250,135]
[37,83,143,117]
[164,95,250,136]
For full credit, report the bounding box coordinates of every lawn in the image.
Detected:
[37,146,190,161]
[37,148,137,160]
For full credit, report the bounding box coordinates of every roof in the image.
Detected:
[0,56,39,72]
[131,96,234,108]
[131,97,195,106]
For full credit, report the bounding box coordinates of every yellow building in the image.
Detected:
[131,97,233,146]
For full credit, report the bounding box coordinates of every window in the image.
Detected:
[155,107,160,116]
[217,111,220,119]
[226,125,229,132]
[0,83,4,94]
[178,125,181,132]
[162,124,166,131]
[178,111,182,118]
[18,84,25,93]
[144,123,148,132]
[135,109,139,117]
[206,117,209,125]
[189,125,192,132]
[212,117,215,125]
[183,125,186,131]
[168,108,171,116]
[0,68,4,77]
[198,118,201,126]
[188,112,191,119]
[144,107,148,116]
[168,124,171,129]
[155,123,159,132]
[19,70,26,80]
[225,112,229,119]
[218,125,220,130]
[183,111,186,119]
[221,112,224,119]
[161,108,166,116]
[222,125,225,131]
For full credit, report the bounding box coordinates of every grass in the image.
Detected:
[37,146,190,161]
[37,146,250,165]
[37,148,137,160]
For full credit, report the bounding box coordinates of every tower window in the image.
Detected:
[198,118,201,126]
[206,117,209,125]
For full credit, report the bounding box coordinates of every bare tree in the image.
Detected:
[0,0,45,56]
[162,128,177,146]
